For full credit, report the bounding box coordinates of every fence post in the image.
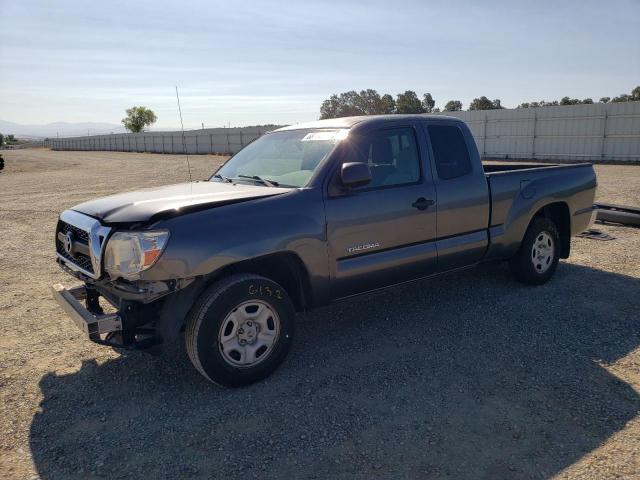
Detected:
[482,114,488,157]
[226,132,231,153]
[600,109,608,161]
[532,111,537,159]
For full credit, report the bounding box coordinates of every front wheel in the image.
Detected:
[509,217,560,285]
[185,274,295,387]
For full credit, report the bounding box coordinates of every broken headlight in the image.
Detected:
[104,230,169,281]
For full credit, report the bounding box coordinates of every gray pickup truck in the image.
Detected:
[52,115,597,386]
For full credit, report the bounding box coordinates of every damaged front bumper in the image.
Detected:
[53,257,197,349]
[51,282,164,350]
[51,283,122,341]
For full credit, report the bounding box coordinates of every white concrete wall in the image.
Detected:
[50,102,640,162]
[50,126,278,155]
[435,101,640,162]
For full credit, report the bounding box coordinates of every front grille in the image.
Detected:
[56,220,94,274]
[59,222,89,243]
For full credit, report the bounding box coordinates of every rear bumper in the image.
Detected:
[572,205,597,235]
[51,284,122,340]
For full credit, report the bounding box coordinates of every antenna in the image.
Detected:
[175,86,193,183]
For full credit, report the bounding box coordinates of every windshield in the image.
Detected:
[212,129,348,187]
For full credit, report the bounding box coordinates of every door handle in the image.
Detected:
[412,197,435,211]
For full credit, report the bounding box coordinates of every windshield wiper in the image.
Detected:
[236,174,279,187]
[213,173,233,183]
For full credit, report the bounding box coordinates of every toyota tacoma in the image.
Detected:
[52,115,597,386]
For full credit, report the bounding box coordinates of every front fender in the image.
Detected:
[139,188,330,304]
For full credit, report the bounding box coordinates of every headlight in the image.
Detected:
[104,230,169,280]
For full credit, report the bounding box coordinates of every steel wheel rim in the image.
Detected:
[217,300,280,368]
[531,231,554,274]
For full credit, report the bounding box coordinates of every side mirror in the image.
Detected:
[341,162,372,188]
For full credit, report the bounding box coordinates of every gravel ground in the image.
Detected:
[1,149,639,480]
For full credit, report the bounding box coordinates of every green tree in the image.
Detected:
[319,94,341,119]
[5,134,16,145]
[338,91,365,116]
[122,106,157,133]
[357,89,387,115]
[422,93,436,113]
[395,91,425,114]
[319,91,366,119]
[469,96,503,110]
[582,98,594,104]
[599,97,610,103]
[381,94,396,114]
[611,86,640,102]
[443,100,463,111]
[559,97,584,105]
[611,94,631,103]
[0,133,3,146]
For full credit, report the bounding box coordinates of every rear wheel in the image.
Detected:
[509,217,560,285]
[185,274,295,387]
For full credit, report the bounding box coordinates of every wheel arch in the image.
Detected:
[531,202,571,258]
[155,251,311,344]
[206,251,312,312]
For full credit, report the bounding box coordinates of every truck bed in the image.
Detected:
[482,161,597,261]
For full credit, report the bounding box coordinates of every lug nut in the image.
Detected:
[238,328,244,334]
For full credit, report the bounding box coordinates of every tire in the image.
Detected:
[509,217,560,285]
[185,274,295,387]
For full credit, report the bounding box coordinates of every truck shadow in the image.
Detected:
[30,263,640,479]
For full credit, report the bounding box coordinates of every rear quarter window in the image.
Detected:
[428,125,472,180]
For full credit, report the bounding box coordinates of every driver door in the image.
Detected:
[325,125,438,299]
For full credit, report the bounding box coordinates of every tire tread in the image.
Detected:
[509,217,560,285]
[185,274,271,386]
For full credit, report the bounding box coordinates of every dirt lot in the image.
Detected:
[1,149,639,479]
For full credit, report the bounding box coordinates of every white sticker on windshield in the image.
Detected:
[301,130,349,143]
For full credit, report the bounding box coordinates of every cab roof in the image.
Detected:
[274,114,462,132]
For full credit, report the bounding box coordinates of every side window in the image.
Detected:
[428,125,472,180]
[350,128,421,188]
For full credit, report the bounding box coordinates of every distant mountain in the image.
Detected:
[0,120,126,139]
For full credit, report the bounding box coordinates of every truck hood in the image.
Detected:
[71,181,291,224]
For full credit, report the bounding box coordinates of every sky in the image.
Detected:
[0,0,639,130]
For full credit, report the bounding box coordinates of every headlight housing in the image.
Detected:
[104,230,169,281]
